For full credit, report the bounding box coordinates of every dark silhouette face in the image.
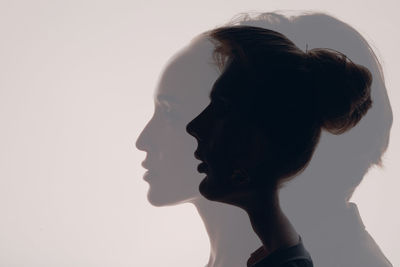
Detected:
[136,40,220,206]
[186,62,269,205]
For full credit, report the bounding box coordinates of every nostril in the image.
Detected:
[186,121,201,141]
[186,121,195,135]
[185,123,191,135]
[136,127,151,151]
[135,137,145,151]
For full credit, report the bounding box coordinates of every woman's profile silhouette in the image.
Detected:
[186,25,375,267]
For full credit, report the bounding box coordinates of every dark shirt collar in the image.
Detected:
[248,236,313,267]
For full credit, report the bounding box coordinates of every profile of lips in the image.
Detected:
[140,160,159,181]
[194,150,209,173]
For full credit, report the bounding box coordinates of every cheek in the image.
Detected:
[153,121,192,165]
[217,122,267,168]
[205,126,246,182]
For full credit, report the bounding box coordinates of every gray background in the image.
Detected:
[0,0,398,266]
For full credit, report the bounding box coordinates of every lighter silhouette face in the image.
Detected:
[136,38,219,206]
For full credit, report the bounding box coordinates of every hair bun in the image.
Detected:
[306,48,373,134]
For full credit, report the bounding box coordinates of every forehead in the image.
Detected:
[210,60,248,101]
[155,41,219,108]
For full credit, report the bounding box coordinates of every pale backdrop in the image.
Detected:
[0,0,398,266]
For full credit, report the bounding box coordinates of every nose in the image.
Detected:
[136,117,154,151]
[135,128,147,151]
[186,104,211,141]
[186,117,201,141]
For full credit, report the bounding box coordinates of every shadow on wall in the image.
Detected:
[136,11,393,267]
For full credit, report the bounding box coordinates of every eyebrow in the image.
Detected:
[155,94,180,105]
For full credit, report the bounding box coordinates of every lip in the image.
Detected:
[143,170,150,181]
[141,161,156,181]
[194,147,208,162]
[194,150,202,161]
[141,160,150,170]
[143,170,159,181]
[197,162,208,173]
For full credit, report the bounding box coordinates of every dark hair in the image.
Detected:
[208,26,373,183]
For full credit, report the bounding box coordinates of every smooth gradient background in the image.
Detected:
[0,0,398,266]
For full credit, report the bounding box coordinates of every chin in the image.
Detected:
[146,186,200,207]
[198,176,225,201]
[199,175,247,208]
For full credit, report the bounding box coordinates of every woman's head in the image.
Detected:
[186,26,373,205]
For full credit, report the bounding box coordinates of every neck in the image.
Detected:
[245,189,299,256]
[193,198,260,267]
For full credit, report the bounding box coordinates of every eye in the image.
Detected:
[211,99,231,116]
[159,104,182,123]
